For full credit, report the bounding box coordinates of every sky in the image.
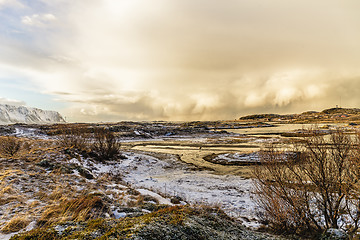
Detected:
[0,0,360,122]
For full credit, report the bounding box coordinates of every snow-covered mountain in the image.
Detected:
[0,104,65,124]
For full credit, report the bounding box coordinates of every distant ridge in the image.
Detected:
[321,107,360,115]
[239,107,360,122]
[0,104,65,124]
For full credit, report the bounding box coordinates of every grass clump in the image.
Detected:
[1,215,30,233]
[0,136,22,157]
[37,194,111,227]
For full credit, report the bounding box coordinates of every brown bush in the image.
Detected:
[0,136,22,157]
[91,128,121,162]
[58,127,88,151]
[253,128,360,237]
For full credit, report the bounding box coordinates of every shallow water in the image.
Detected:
[131,123,349,176]
[227,123,323,135]
[132,142,259,177]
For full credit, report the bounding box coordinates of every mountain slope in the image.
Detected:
[0,104,65,124]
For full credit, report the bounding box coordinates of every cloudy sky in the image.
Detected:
[0,0,359,122]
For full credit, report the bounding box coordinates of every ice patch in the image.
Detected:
[136,189,173,205]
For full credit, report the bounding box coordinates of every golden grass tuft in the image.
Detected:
[0,195,24,205]
[1,215,30,233]
[0,170,24,182]
[48,187,65,201]
[0,185,15,195]
[38,194,110,227]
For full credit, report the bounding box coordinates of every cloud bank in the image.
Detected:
[0,97,26,107]
[1,0,360,121]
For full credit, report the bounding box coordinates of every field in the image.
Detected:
[0,120,358,239]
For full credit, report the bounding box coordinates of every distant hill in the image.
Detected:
[0,104,65,124]
[321,108,360,115]
[239,107,360,122]
[238,114,282,120]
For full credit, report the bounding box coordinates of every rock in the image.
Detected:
[170,196,183,204]
[37,159,55,170]
[322,228,348,240]
[77,167,94,179]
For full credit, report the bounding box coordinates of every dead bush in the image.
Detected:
[253,129,360,238]
[58,127,88,151]
[0,136,22,157]
[91,128,121,162]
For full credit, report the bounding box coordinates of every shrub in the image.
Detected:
[91,128,121,162]
[0,136,22,157]
[253,129,360,237]
[58,126,88,151]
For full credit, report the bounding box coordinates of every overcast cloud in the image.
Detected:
[0,0,360,121]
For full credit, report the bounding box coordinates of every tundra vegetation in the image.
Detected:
[0,125,283,240]
[58,126,121,162]
[253,129,360,239]
[0,136,22,157]
[1,121,359,239]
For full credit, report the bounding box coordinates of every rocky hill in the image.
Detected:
[0,104,65,124]
[239,107,360,123]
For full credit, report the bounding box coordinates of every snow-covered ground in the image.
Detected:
[70,150,261,228]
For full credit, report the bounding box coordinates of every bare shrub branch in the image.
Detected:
[58,127,89,151]
[253,128,360,237]
[91,128,121,162]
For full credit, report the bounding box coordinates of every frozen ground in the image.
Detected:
[122,152,261,228]
[209,152,261,165]
[70,150,262,228]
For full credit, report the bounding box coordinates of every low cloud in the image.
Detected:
[0,0,24,9]
[0,97,26,107]
[21,13,56,27]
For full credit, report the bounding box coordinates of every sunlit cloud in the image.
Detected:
[21,13,56,27]
[0,0,24,9]
[0,97,26,106]
[1,0,360,121]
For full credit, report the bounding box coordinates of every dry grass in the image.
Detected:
[1,215,30,233]
[0,195,24,206]
[38,194,110,227]
[41,123,92,136]
[0,136,22,157]
[34,191,49,201]
[0,185,15,195]
[0,170,24,182]
[28,200,41,208]
[47,186,66,201]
